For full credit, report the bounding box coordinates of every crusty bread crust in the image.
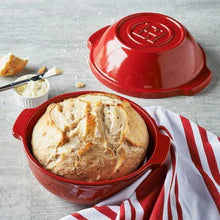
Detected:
[0,54,28,76]
[32,93,149,182]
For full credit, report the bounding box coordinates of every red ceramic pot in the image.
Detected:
[88,13,212,98]
[13,91,170,205]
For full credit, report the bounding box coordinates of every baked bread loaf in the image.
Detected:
[32,93,149,182]
[0,53,28,76]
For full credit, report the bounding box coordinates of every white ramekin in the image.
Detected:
[13,74,50,109]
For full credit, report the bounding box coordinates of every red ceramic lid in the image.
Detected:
[88,13,212,98]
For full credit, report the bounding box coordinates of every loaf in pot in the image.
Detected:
[32,93,149,182]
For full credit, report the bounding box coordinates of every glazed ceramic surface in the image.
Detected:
[13,91,170,204]
[88,13,212,98]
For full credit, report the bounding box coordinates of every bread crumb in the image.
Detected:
[75,82,85,88]
[37,66,47,74]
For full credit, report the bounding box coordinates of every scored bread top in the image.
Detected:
[32,93,149,182]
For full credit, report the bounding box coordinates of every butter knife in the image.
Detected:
[0,71,62,92]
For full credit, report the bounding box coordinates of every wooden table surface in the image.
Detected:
[0,0,219,219]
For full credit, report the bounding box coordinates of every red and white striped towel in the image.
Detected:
[61,106,220,220]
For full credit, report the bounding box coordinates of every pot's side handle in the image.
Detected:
[87,25,110,50]
[12,108,36,140]
[147,132,170,166]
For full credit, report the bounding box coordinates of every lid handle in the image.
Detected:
[87,25,110,50]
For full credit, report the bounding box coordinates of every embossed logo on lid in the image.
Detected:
[129,21,173,46]
[116,13,185,52]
